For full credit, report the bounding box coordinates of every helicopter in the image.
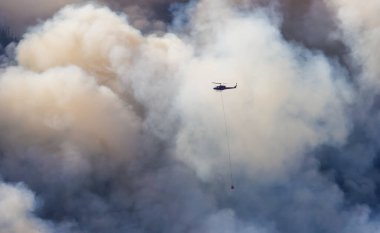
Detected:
[213,82,237,91]
[212,82,236,190]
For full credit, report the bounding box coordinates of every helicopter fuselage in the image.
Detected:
[213,84,237,91]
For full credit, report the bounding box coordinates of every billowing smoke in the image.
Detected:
[0,0,380,233]
[0,182,52,233]
[0,0,189,36]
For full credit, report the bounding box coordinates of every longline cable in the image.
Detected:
[220,92,234,190]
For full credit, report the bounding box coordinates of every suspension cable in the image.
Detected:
[220,92,234,190]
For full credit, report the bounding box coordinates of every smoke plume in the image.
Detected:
[0,0,380,233]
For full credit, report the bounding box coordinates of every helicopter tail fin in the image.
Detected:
[234,83,237,88]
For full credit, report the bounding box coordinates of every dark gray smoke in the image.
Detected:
[0,0,189,36]
[0,0,380,233]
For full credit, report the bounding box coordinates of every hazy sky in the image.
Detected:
[0,1,380,233]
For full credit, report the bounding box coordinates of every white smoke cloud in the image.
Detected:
[17,5,140,92]
[175,0,352,180]
[0,1,378,233]
[0,65,141,185]
[326,0,380,89]
[0,182,52,233]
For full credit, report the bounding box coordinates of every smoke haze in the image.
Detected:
[0,0,380,233]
